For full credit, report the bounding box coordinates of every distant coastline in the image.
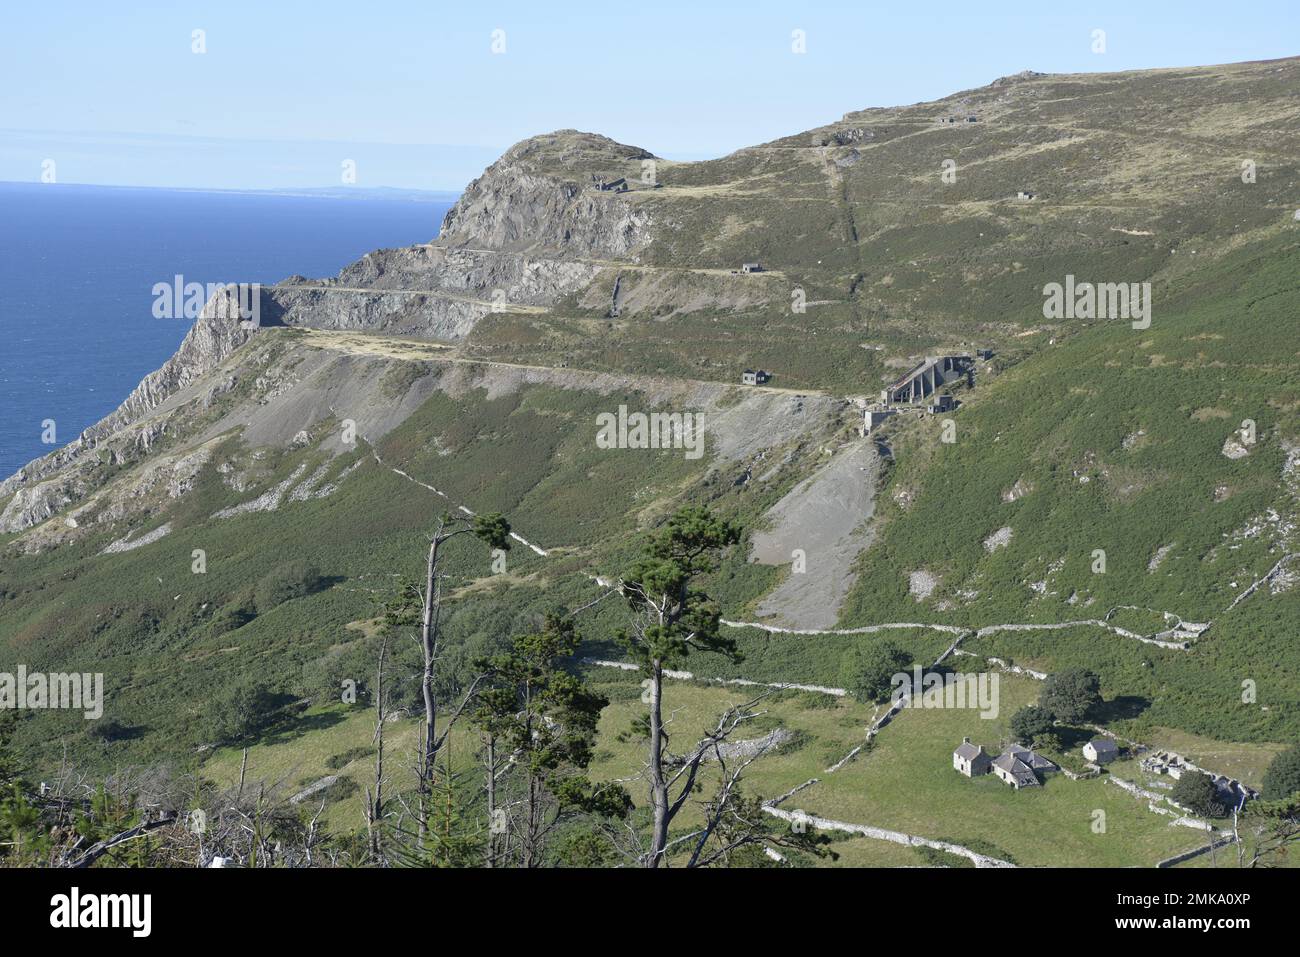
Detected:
[0,184,452,480]
[0,180,462,203]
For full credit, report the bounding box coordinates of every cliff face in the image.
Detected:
[260,130,657,340]
[438,131,655,258]
[264,244,604,340]
[0,289,254,530]
[0,130,661,534]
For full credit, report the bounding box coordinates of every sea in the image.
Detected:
[0,182,452,481]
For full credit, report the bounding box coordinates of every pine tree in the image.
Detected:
[471,615,630,867]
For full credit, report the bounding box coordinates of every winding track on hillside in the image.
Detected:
[282,283,548,313]
[354,329,1291,664]
[297,327,826,397]
[350,328,1293,863]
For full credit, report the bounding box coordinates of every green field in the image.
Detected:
[198,669,1219,867]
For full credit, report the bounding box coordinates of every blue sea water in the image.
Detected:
[0,182,452,481]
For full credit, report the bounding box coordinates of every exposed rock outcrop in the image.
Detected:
[0,479,74,533]
[439,130,655,258]
[0,287,253,519]
[0,131,661,529]
[267,245,604,340]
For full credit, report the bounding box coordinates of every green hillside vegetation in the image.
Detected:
[2,58,1299,868]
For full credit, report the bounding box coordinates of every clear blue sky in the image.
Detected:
[1,1,1295,191]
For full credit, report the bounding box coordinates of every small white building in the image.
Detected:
[953,738,992,777]
[1083,738,1119,764]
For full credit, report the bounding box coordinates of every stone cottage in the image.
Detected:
[990,744,1058,789]
[953,737,992,777]
[1083,738,1119,764]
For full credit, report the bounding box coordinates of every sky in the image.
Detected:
[1,1,1296,192]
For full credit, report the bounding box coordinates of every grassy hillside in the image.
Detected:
[466,58,1300,393]
[839,232,1300,742]
[2,58,1298,867]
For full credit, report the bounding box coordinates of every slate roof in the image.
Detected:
[1005,743,1057,771]
[991,753,1039,786]
[1086,738,1119,756]
[954,740,984,760]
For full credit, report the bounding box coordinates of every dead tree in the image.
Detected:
[383,510,510,843]
[645,694,766,867]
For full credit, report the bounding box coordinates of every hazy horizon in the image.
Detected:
[3,1,1295,191]
[0,176,464,199]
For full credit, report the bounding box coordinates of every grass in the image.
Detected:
[789,676,1206,867]
[199,703,461,834]
[586,671,1208,867]
[1136,728,1288,790]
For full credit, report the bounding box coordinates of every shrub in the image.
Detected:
[1040,668,1102,724]
[202,678,283,745]
[86,720,133,743]
[1009,705,1056,745]
[320,776,360,806]
[553,828,616,868]
[211,592,257,633]
[839,641,912,704]
[254,562,324,613]
[325,747,371,771]
[1261,744,1300,801]
[1033,732,1063,755]
[1171,770,1227,818]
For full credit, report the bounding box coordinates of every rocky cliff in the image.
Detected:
[0,289,255,531]
[256,131,657,339]
[438,130,655,257]
[0,130,663,534]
